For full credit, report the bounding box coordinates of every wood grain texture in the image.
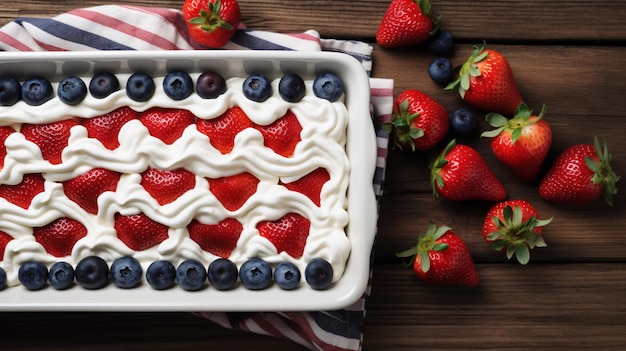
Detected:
[0,0,625,350]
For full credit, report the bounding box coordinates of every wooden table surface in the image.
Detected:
[1,1,625,350]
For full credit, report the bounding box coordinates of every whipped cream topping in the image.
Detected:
[0,74,351,287]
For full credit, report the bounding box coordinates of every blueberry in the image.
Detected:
[176,259,207,291]
[428,30,454,55]
[110,256,143,289]
[163,71,193,101]
[0,77,21,106]
[304,258,333,290]
[428,57,453,84]
[18,261,48,290]
[21,77,53,106]
[278,74,306,102]
[0,267,6,290]
[48,261,75,290]
[89,72,120,99]
[146,260,176,290]
[242,74,272,102]
[58,76,87,105]
[207,258,238,290]
[274,261,301,290]
[313,73,344,102]
[239,258,272,290]
[450,108,478,135]
[126,72,155,102]
[75,256,109,290]
[196,71,226,99]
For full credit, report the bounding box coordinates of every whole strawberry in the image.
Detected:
[396,222,479,287]
[539,137,620,206]
[430,139,507,202]
[183,0,241,48]
[446,45,523,116]
[482,200,552,265]
[376,0,440,48]
[481,103,552,182]
[383,89,449,151]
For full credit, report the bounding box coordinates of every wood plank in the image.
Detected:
[363,263,626,350]
[1,1,626,41]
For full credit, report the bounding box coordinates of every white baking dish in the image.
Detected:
[0,50,377,311]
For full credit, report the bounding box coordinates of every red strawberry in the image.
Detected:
[481,103,552,182]
[376,0,439,48]
[34,217,87,257]
[482,200,552,265]
[0,126,15,169]
[0,231,15,260]
[396,221,479,286]
[63,168,121,214]
[183,0,241,48]
[0,173,46,209]
[539,137,620,206]
[139,107,195,145]
[21,119,79,164]
[141,167,196,206]
[280,168,330,207]
[82,106,138,150]
[114,212,169,251]
[383,89,449,151]
[257,212,310,258]
[446,45,523,116]
[188,218,242,258]
[255,110,302,157]
[196,107,253,154]
[207,172,259,211]
[430,139,507,202]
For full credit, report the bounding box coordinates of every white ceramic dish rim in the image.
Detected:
[0,50,378,312]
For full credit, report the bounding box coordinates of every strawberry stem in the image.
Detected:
[188,0,233,32]
[586,137,620,206]
[382,99,424,151]
[487,205,552,265]
[395,221,450,273]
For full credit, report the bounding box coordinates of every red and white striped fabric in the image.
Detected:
[0,5,394,350]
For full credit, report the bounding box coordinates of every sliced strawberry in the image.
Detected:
[188,218,243,258]
[207,172,259,211]
[21,119,79,164]
[0,126,15,169]
[196,106,253,154]
[255,110,302,157]
[141,167,196,205]
[139,107,195,145]
[257,212,310,258]
[0,173,46,209]
[62,168,121,214]
[82,106,138,150]
[0,231,15,261]
[114,212,169,251]
[34,217,87,257]
[280,168,330,206]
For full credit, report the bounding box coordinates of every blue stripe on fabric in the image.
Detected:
[15,18,134,50]
[230,29,293,51]
[309,310,364,339]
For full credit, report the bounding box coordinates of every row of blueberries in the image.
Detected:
[0,71,344,107]
[0,256,334,292]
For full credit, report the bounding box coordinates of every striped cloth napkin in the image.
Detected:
[0,5,394,351]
